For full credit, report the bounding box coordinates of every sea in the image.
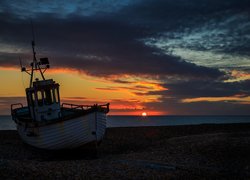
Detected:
[0,115,250,130]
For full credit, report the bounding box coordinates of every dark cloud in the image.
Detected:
[0,0,139,19]
[166,80,250,98]
[138,79,250,115]
[144,99,250,115]
[95,87,118,91]
[0,15,224,79]
[117,0,250,28]
[139,79,250,99]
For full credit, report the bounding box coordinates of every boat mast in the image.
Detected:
[30,22,45,87]
[20,21,50,88]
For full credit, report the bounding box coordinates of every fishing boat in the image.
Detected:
[11,32,109,150]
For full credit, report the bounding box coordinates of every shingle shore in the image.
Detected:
[0,123,250,179]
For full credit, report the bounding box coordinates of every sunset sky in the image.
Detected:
[0,0,250,115]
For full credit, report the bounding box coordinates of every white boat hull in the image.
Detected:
[16,112,107,150]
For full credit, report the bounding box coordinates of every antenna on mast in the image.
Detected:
[30,20,37,67]
[19,20,50,88]
[31,20,35,46]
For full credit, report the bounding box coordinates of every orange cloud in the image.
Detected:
[182,94,250,104]
[0,66,19,71]
[225,70,250,82]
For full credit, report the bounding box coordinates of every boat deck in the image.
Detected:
[11,103,109,126]
[12,107,104,125]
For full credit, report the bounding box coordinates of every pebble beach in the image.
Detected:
[0,123,250,179]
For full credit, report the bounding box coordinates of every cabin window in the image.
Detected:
[37,91,43,106]
[32,92,35,102]
[31,92,36,106]
[54,88,59,103]
[44,89,53,105]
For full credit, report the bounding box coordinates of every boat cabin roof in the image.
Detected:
[26,79,59,92]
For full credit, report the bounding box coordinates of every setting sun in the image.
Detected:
[142,112,147,116]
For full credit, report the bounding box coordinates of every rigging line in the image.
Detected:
[31,19,35,47]
[19,57,26,90]
[21,70,26,90]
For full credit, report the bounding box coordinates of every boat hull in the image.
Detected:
[16,112,107,150]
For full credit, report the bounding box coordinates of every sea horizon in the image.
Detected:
[1,115,250,130]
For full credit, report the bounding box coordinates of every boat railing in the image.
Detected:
[61,103,110,113]
[11,103,23,112]
[11,103,30,121]
[98,103,110,113]
[61,103,92,111]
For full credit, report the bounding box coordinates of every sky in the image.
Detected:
[0,0,250,115]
